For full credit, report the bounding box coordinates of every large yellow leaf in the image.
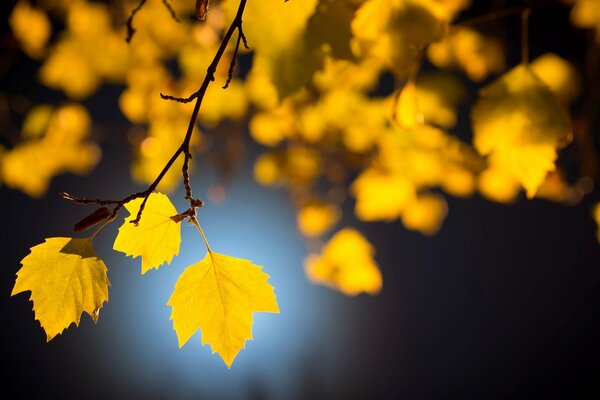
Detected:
[167,249,279,368]
[12,237,110,341]
[113,192,181,274]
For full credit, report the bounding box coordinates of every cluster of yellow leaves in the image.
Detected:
[13,192,279,368]
[305,229,382,296]
[1,104,100,197]
[8,0,249,196]
[8,0,595,305]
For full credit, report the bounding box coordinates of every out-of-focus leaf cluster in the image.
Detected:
[4,0,598,295]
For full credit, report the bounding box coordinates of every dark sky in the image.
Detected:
[2,1,600,399]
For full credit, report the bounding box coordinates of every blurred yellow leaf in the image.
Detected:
[297,202,341,237]
[12,237,110,341]
[478,166,521,203]
[21,105,54,139]
[352,0,446,76]
[530,53,580,104]
[571,0,600,42]
[253,153,282,187]
[1,104,100,197]
[113,192,181,274]
[427,27,505,81]
[168,248,279,368]
[471,64,572,198]
[401,193,448,235]
[305,228,382,296]
[353,168,416,221]
[9,1,51,59]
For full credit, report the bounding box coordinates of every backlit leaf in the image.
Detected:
[471,64,572,198]
[113,192,181,274]
[168,249,279,368]
[12,237,110,341]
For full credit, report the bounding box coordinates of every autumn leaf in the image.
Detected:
[305,228,382,296]
[12,237,110,341]
[168,221,279,368]
[113,192,181,274]
[471,64,572,198]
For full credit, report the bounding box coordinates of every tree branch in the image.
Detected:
[63,0,249,227]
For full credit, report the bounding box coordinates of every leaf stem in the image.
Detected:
[190,216,212,255]
[521,8,531,65]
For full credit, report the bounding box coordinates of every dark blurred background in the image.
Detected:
[2,1,600,399]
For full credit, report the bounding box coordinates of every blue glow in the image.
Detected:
[85,164,334,399]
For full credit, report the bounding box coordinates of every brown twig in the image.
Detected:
[125,0,181,43]
[454,0,552,27]
[125,0,147,43]
[63,0,249,227]
[223,27,243,89]
[161,0,180,23]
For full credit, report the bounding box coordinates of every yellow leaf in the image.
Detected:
[113,192,181,274]
[352,168,416,221]
[297,202,341,238]
[393,81,423,128]
[571,0,600,42]
[12,237,110,341]
[305,228,382,296]
[401,193,448,235]
[352,0,446,76]
[530,53,580,104]
[167,249,279,368]
[471,64,572,198]
[9,1,51,59]
[427,27,505,81]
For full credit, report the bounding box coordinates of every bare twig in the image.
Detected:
[125,0,147,43]
[454,0,552,27]
[125,0,180,43]
[64,0,249,227]
[161,0,180,23]
[223,28,243,89]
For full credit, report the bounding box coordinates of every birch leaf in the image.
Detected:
[168,250,279,368]
[471,64,571,198]
[12,237,110,341]
[113,192,181,274]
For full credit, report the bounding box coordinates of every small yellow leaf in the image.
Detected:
[305,228,382,296]
[167,250,279,368]
[297,202,340,238]
[12,237,110,341]
[113,192,181,274]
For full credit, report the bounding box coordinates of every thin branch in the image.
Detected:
[160,92,200,103]
[454,0,552,27]
[64,0,249,228]
[125,0,147,43]
[126,0,180,43]
[161,0,180,23]
[223,28,243,89]
[521,8,532,65]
